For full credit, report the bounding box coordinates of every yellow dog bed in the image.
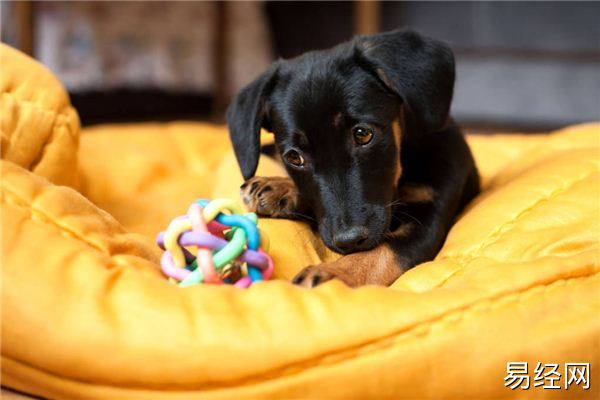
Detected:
[1,44,599,399]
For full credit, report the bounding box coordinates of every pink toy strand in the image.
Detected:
[233,250,273,288]
[188,204,221,284]
[161,252,190,281]
[234,276,252,288]
[160,201,274,287]
[258,248,274,280]
[161,241,273,284]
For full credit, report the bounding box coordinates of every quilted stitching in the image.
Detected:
[1,44,80,188]
[2,273,597,389]
[433,167,598,288]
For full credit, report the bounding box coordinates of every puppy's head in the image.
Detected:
[228,30,455,254]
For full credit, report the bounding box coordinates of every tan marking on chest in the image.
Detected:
[392,119,403,183]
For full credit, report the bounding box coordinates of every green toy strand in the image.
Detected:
[179,227,247,287]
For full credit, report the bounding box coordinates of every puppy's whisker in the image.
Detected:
[290,211,317,223]
[395,211,423,226]
[385,199,406,208]
[390,215,403,225]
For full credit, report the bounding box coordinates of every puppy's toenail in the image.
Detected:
[259,198,267,208]
[311,275,322,287]
[257,185,272,197]
[293,272,307,284]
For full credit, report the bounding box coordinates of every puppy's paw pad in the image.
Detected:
[240,176,298,217]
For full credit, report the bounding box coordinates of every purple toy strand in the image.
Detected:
[156,231,269,269]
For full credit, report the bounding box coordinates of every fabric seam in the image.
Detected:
[1,174,147,271]
[2,269,598,390]
[433,167,598,288]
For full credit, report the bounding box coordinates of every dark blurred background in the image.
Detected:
[2,1,599,131]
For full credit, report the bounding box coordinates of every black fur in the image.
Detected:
[227,29,479,273]
[227,64,279,180]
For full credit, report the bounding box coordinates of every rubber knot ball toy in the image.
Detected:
[156,199,274,288]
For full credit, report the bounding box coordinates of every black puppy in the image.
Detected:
[227,29,480,288]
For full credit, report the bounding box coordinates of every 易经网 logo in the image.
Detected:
[504,362,590,390]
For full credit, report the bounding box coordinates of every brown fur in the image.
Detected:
[241,176,300,218]
[398,183,435,203]
[386,222,414,239]
[293,244,405,288]
[392,119,403,183]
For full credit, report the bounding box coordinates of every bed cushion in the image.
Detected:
[2,44,598,399]
[0,44,80,188]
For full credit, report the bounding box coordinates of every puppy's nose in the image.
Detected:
[333,226,369,252]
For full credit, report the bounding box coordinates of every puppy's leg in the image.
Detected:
[240,176,305,219]
[291,218,430,288]
[292,244,407,288]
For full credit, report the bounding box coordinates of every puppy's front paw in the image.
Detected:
[292,265,339,288]
[240,176,299,218]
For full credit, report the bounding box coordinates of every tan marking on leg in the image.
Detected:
[392,119,403,183]
[292,244,406,288]
[398,183,435,203]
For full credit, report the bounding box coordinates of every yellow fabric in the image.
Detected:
[1,44,599,399]
[1,44,80,188]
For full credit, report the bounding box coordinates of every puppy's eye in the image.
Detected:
[353,126,374,145]
[284,150,305,167]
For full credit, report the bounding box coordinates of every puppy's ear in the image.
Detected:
[355,30,455,134]
[227,64,279,180]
